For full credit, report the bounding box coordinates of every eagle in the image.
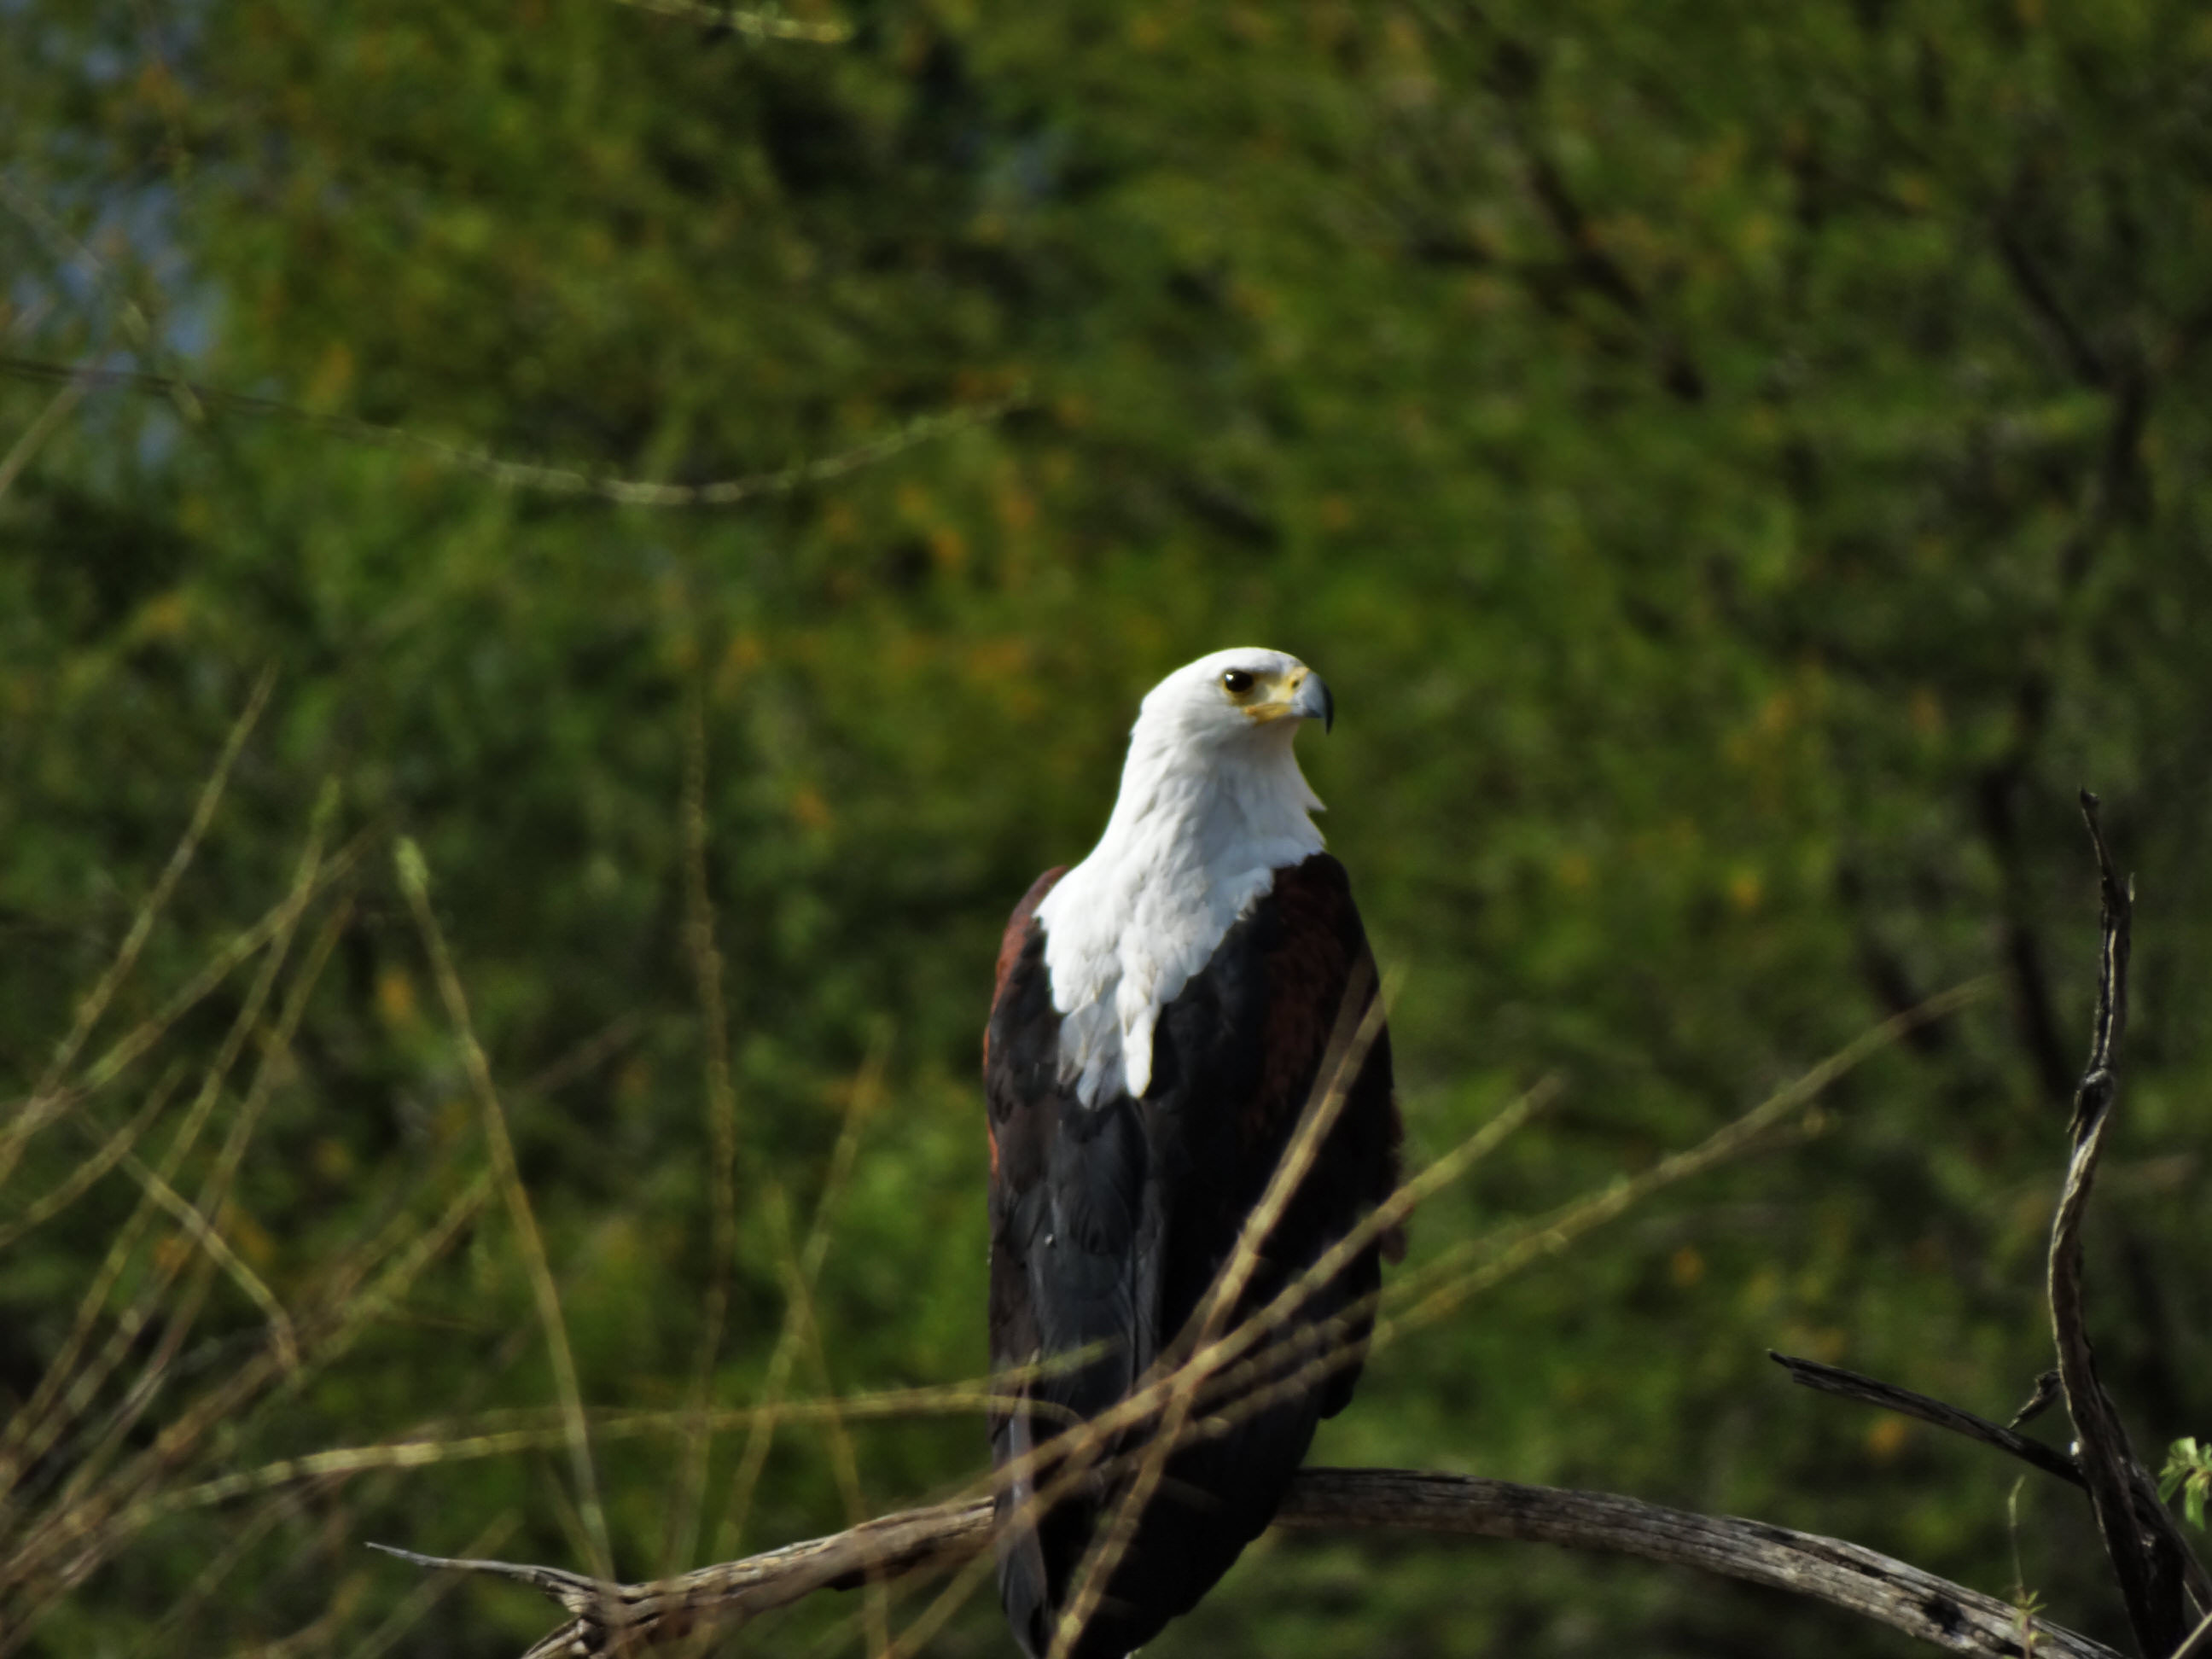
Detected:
[983,648,1403,1659]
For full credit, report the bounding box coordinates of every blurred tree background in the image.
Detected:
[3,0,2210,1654]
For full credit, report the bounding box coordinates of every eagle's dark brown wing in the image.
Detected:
[983,853,1400,1659]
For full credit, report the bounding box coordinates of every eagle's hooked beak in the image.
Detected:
[1291,671,1335,734]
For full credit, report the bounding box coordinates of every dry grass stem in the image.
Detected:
[0,373,88,501]
[24,827,372,1123]
[710,1053,882,1566]
[0,1062,187,1253]
[42,797,346,1508]
[1391,978,1988,1333]
[0,777,325,1511]
[664,687,743,1577]
[0,666,273,1190]
[396,837,614,1580]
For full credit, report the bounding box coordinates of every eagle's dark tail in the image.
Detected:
[996,1385,1324,1659]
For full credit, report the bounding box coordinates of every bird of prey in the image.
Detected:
[983,648,1402,1658]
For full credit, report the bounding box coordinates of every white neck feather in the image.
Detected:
[1033,718,1324,1106]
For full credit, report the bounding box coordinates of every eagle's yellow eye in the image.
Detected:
[1220,669,1255,696]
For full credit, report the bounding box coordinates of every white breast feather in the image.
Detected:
[1034,660,1326,1107]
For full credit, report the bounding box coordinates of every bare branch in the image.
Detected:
[1275,1471,2119,1659]
[0,375,88,501]
[2047,793,2211,1654]
[366,985,1979,1658]
[611,0,853,41]
[1992,204,2111,390]
[1768,1352,2084,1491]
[0,354,1022,509]
[374,1467,2121,1659]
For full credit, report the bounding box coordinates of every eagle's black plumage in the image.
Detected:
[984,853,1401,1659]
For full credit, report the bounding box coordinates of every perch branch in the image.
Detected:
[1767,1352,2084,1490]
[375,1467,2119,1659]
[2046,793,2209,1655]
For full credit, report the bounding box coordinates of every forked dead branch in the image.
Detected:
[376,1469,2119,1659]
[1774,794,2211,1654]
[377,799,2205,1657]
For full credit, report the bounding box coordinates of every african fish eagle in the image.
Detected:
[984,648,1403,1658]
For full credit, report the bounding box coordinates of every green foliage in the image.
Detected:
[2164,1439,2212,1532]
[4,1,2212,1655]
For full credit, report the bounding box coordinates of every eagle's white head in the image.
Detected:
[1124,644,1335,749]
[1035,648,1335,1105]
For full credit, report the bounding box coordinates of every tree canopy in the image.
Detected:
[3,2,2209,1654]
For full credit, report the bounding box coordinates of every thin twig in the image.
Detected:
[707,1073,880,1557]
[0,1065,186,1253]
[0,757,312,1511]
[783,1172,895,1659]
[1,1033,471,1631]
[1394,981,1987,1331]
[0,355,1021,509]
[110,1148,297,1370]
[5,828,374,1129]
[342,1514,523,1659]
[0,176,202,425]
[0,375,88,500]
[521,1015,646,1097]
[94,809,350,1394]
[1768,1352,2084,1490]
[611,0,853,41]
